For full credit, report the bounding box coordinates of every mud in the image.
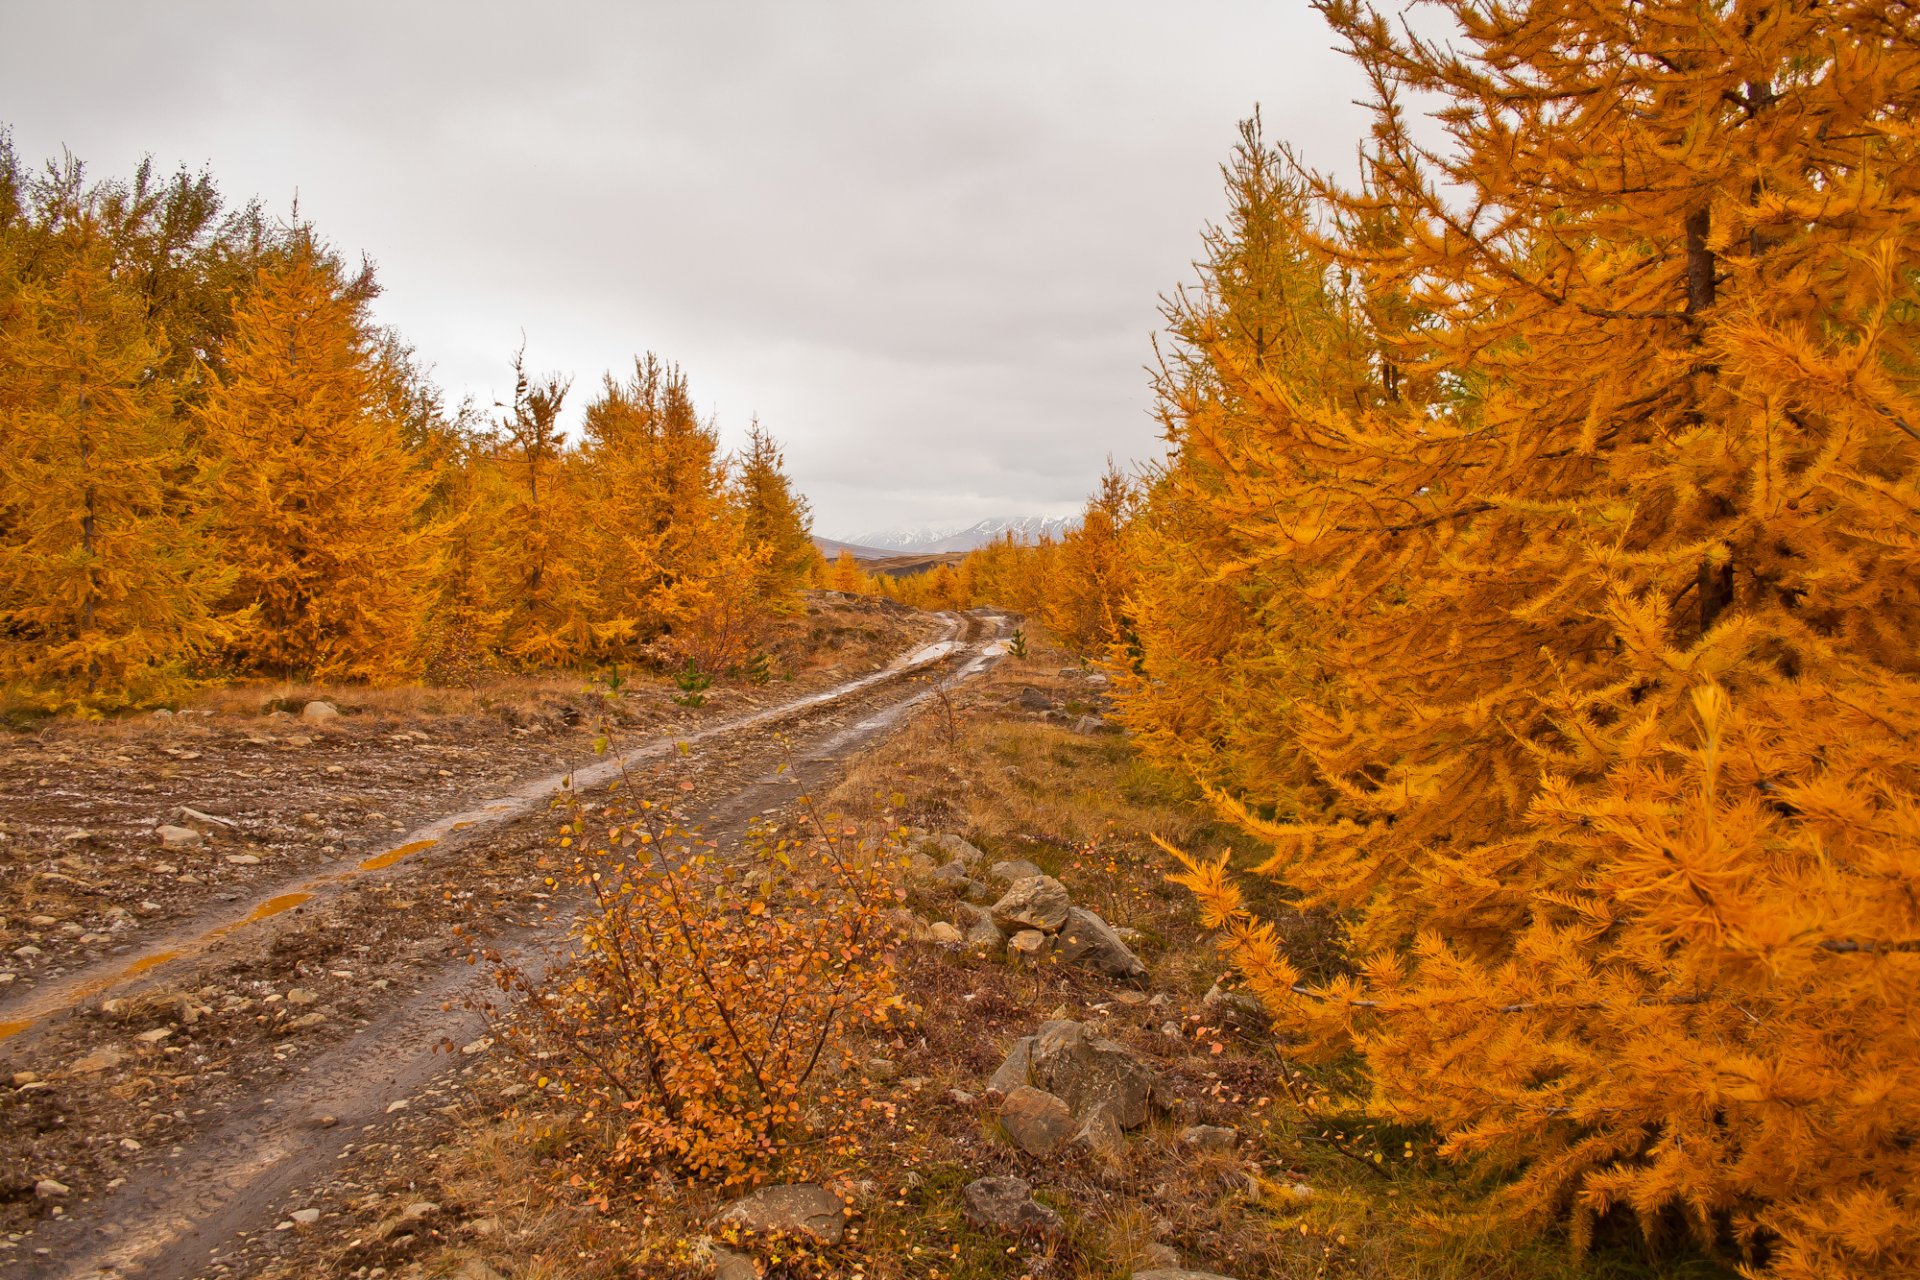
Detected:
[0,608,1008,1279]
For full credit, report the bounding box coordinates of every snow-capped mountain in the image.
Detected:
[832,516,1079,555]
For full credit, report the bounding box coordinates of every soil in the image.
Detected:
[0,597,1010,1279]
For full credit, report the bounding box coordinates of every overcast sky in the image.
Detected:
[1,1,1381,536]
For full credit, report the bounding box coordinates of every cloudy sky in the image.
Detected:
[2,1,1382,536]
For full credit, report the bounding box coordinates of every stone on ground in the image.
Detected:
[301,699,340,721]
[961,1175,1064,1238]
[1029,1019,1162,1130]
[986,858,1045,885]
[713,1184,846,1244]
[1133,1270,1241,1280]
[987,1036,1034,1096]
[1070,1102,1127,1158]
[1053,907,1148,980]
[1180,1124,1239,1152]
[991,874,1071,933]
[926,833,986,867]
[156,824,203,849]
[1008,927,1050,959]
[1000,1085,1076,1156]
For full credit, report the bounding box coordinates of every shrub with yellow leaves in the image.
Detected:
[499,778,905,1185]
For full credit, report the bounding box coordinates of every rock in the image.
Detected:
[13,945,43,958]
[947,1088,977,1106]
[455,1259,508,1280]
[1070,1102,1127,1158]
[301,700,340,722]
[927,921,964,946]
[990,875,1071,933]
[285,1012,327,1030]
[1070,714,1119,736]
[1000,1085,1076,1157]
[402,1201,440,1219]
[961,1175,1063,1238]
[1007,928,1050,960]
[710,1246,759,1280]
[1053,907,1148,980]
[1202,983,1268,1031]
[69,1047,126,1075]
[34,1179,69,1199]
[713,1184,846,1245]
[1137,1243,1183,1269]
[1133,1271,1241,1280]
[225,853,260,865]
[1180,1124,1239,1152]
[926,833,986,868]
[150,708,174,720]
[965,914,1005,952]
[864,1057,898,1082]
[290,1208,321,1225]
[178,807,235,830]
[1028,1019,1162,1130]
[1012,687,1053,712]
[986,858,1045,885]
[285,988,319,1006]
[987,1037,1034,1096]
[156,825,203,849]
[930,858,973,892]
[133,1028,171,1045]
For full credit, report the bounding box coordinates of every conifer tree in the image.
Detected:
[197,233,436,682]
[0,211,235,710]
[732,419,814,610]
[1150,6,1920,1275]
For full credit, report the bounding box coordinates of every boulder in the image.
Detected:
[1053,907,1148,980]
[710,1246,759,1280]
[156,825,203,849]
[961,1175,1063,1238]
[1070,1102,1126,1158]
[1029,1020,1161,1130]
[926,833,986,868]
[986,858,1045,885]
[931,859,973,892]
[1069,714,1118,736]
[990,875,1071,934]
[987,1037,1033,1096]
[927,921,964,946]
[1012,687,1054,712]
[713,1184,846,1245]
[965,914,1005,952]
[1000,1085,1075,1156]
[1180,1124,1239,1152]
[300,700,341,722]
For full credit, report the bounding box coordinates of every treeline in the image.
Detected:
[964,6,1920,1279]
[0,138,815,712]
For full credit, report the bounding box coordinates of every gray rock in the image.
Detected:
[34,1179,69,1199]
[987,1037,1033,1096]
[1180,1124,1239,1152]
[714,1184,846,1244]
[965,914,1005,952]
[290,1207,321,1225]
[961,1175,1064,1238]
[1000,1085,1075,1156]
[990,875,1071,934]
[1053,907,1148,980]
[1070,714,1118,736]
[1202,983,1269,1031]
[926,833,986,868]
[963,879,998,905]
[1029,1019,1162,1130]
[1137,1243,1182,1269]
[1012,686,1054,711]
[1070,1102,1126,1157]
[300,700,340,722]
[156,824,203,849]
[931,858,973,892]
[986,858,1045,885]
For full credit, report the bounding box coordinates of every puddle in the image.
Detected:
[358,839,438,872]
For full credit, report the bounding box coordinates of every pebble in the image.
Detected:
[33,1180,68,1200]
[133,1028,172,1045]
[290,1208,321,1225]
[156,825,203,849]
[226,854,261,866]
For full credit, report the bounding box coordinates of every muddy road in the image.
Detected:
[0,610,1010,1279]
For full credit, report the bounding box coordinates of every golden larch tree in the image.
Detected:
[197,234,437,682]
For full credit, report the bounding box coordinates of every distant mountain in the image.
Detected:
[833,516,1079,555]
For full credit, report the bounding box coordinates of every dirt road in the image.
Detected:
[0,610,1009,1279]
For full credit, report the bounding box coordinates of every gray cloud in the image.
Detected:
[1,0,1379,533]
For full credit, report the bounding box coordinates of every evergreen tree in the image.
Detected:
[732,419,814,610]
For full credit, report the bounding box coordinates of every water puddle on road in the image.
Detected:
[357,839,438,872]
